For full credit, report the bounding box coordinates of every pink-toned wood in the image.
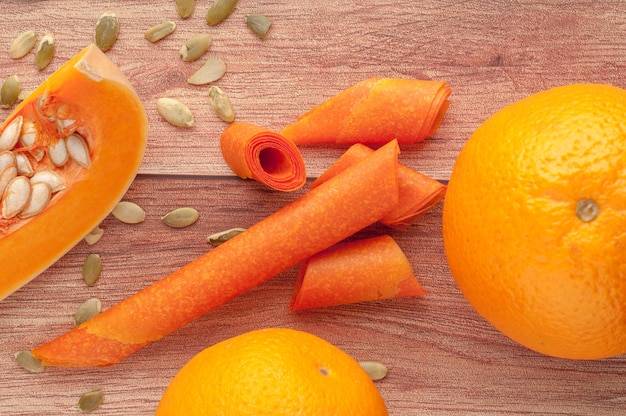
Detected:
[0,1,625,415]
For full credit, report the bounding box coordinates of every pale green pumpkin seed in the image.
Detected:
[176,0,195,18]
[161,207,199,228]
[187,57,226,85]
[145,21,176,43]
[157,97,195,127]
[0,75,20,109]
[82,253,102,286]
[179,33,212,62]
[95,11,119,52]
[112,201,146,224]
[245,14,272,39]
[208,86,235,122]
[358,361,388,381]
[207,227,245,246]
[78,390,104,412]
[9,30,38,59]
[15,350,44,373]
[84,225,104,245]
[74,298,102,325]
[34,34,54,70]
[206,0,238,26]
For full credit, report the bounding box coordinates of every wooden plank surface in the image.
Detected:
[1,1,625,415]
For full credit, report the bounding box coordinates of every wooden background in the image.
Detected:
[1,1,625,414]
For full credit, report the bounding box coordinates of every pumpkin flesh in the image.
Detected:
[0,44,147,300]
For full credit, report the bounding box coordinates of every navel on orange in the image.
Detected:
[442,84,626,360]
[155,328,388,415]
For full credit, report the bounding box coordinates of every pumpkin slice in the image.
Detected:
[0,44,148,301]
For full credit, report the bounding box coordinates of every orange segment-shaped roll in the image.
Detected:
[281,78,451,145]
[31,140,401,367]
[220,122,306,191]
[290,235,426,310]
[312,143,446,229]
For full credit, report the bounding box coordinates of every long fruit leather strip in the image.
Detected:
[290,235,426,310]
[311,143,446,229]
[220,121,307,191]
[31,141,401,367]
[281,78,451,145]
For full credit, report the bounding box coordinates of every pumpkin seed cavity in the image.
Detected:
[9,30,38,59]
[95,12,119,52]
[78,390,104,412]
[161,207,199,228]
[207,227,245,246]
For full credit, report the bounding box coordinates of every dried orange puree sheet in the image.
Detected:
[31,141,402,367]
[281,78,451,145]
[220,121,306,191]
[312,143,446,229]
[290,235,426,310]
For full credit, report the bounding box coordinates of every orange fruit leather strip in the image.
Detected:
[289,235,426,311]
[31,140,401,367]
[312,143,446,229]
[281,78,451,145]
[220,122,307,192]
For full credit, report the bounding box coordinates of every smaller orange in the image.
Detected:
[155,328,388,415]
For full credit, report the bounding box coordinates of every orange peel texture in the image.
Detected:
[31,140,401,367]
[220,122,306,191]
[281,78,451,146]
[290,235,426,310]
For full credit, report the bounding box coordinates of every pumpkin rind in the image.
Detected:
[0,44,148,300]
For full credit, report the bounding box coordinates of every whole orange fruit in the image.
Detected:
[442,83,626,360]
[155,328,388,415]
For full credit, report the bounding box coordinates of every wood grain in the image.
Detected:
[1,1,625,415]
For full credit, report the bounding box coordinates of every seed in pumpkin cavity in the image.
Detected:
[0,166,17,196]
[84,226,104,245]
[161,207,199,228]
[95,12,119,52]
[30,170,66,193]
[74,297,102,325]
[34,33,55,70]
[20,181,51,218]
[2,175,31,218]
[112,201,146,224]
[19,119,38,146]
[0,151,16,172]
[14,153,34,177]
[187,57,226,85]
[0,116,23,151]
[67,133,91,168]
[78,390,104,412]
[48,138,69,166]
[9,30,38,59]
[14,350,44,373]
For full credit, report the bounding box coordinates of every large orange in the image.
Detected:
[155,328,388,415]
[442,84,626,360]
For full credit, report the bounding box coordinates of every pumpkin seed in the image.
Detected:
[0,151,16,172]
[74,298,102,325]
[0,75,21,108]
[358,361,388,381]
[2,175,31,218]
[206,0,238,26]
[161,207,199,228]
[112,201,145,224]
[145,21,177,43]
[30,170,66,193]
[187,57,226,85]
[208,86,235,122]
[9,30,38,59]
[84,225,104,245]
[66,133,91,168]
[245,14,272,39]
[207,227,245,246]
[48,138,69,166]
[95,11,119,52]
[14,153,34,177]
[179,33,212,62]
[157,97,195,128]
[34,33,55,70]
[0,166,17,196]
[176,0,195,18]
[20,181,51,218]
[78,390,104,412]
[82,253,103,286]
[0,116,22,151]
[15,350,44,373]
